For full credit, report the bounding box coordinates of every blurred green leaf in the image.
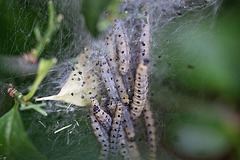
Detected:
[165,107,238,159]
[0,101,46,160]
[154,2,240,102]
[175,28,240,99]
[81,0,113,37]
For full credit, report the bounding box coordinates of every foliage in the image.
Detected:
[0,1,60,158]
[81,0,121,37]
[0,102,46,160]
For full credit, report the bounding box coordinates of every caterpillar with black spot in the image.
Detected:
[143,100,156,160]
[130,59,149,119]
[105,34,130,105]
[114,19,131,75]
[90,114,109,160]
[110,101,123,156]
[127,141,140,160]
[118,125,132,160]
[91,98,112,132]
[122,107,136,142]
[122,72,135,99]
[106,100,116,116]
[115,75,130,105]
[99,55,119,101]
[105,33,118,74]
[138,6,150,61]
[100,95,108,107]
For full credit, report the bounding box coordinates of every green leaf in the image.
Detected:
[0,101,46,160]
[165,107,237,159]
[81,0,113,37]
[24,58,57,101]
[153,4,240,101]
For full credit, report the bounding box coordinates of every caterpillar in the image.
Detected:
[143,100,157,160]
[99,55,119,101]
[115,75,130,105]
[122,107,136,142]
[90,114,110,160]
[106,100,117,116]
[127,141,140,160]
[91,98,112,132]
[110,101,123,156]
[118,125,132,160]
[105,33,130,105]
[100,95,108,107]
[138,6,150,61]
[130,59,149,119]
[114,19,131,75]
[105,33,118,74]
[122,71,135,100]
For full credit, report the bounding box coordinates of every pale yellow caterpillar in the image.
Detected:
[100,95,108,107]
[91,98,112,132]
[143,100,157,160]
[90,115,109,160]
[118,125,132,160]
[114,19,131,75]
[105,34,118,74]
[122,71,135,99]
[139,6,150,61]
[130,59,149,119]
[115,75,130,105]
[99,55,119,101]
[110,101,123,156]
[105,33,130,105]
[127,141,140,160]
[122,107,136,142]
[106,100,116,116]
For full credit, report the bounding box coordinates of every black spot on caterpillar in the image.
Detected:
[114,19,131,75]
[122,107,136,142]
[138,6,150,62]
[130,60,149,119]
[99,55,119,101]
[127,141,140,160]
[106,100,116,116]
[115,75,130,105]
[143,100,157,160]
[90,114,109,160]
[105,33,130,105]
[110,101,123,156]
[118,125,132,160]
[122,71,135,100]
[91,98,112,132]
[105,34,118,74]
